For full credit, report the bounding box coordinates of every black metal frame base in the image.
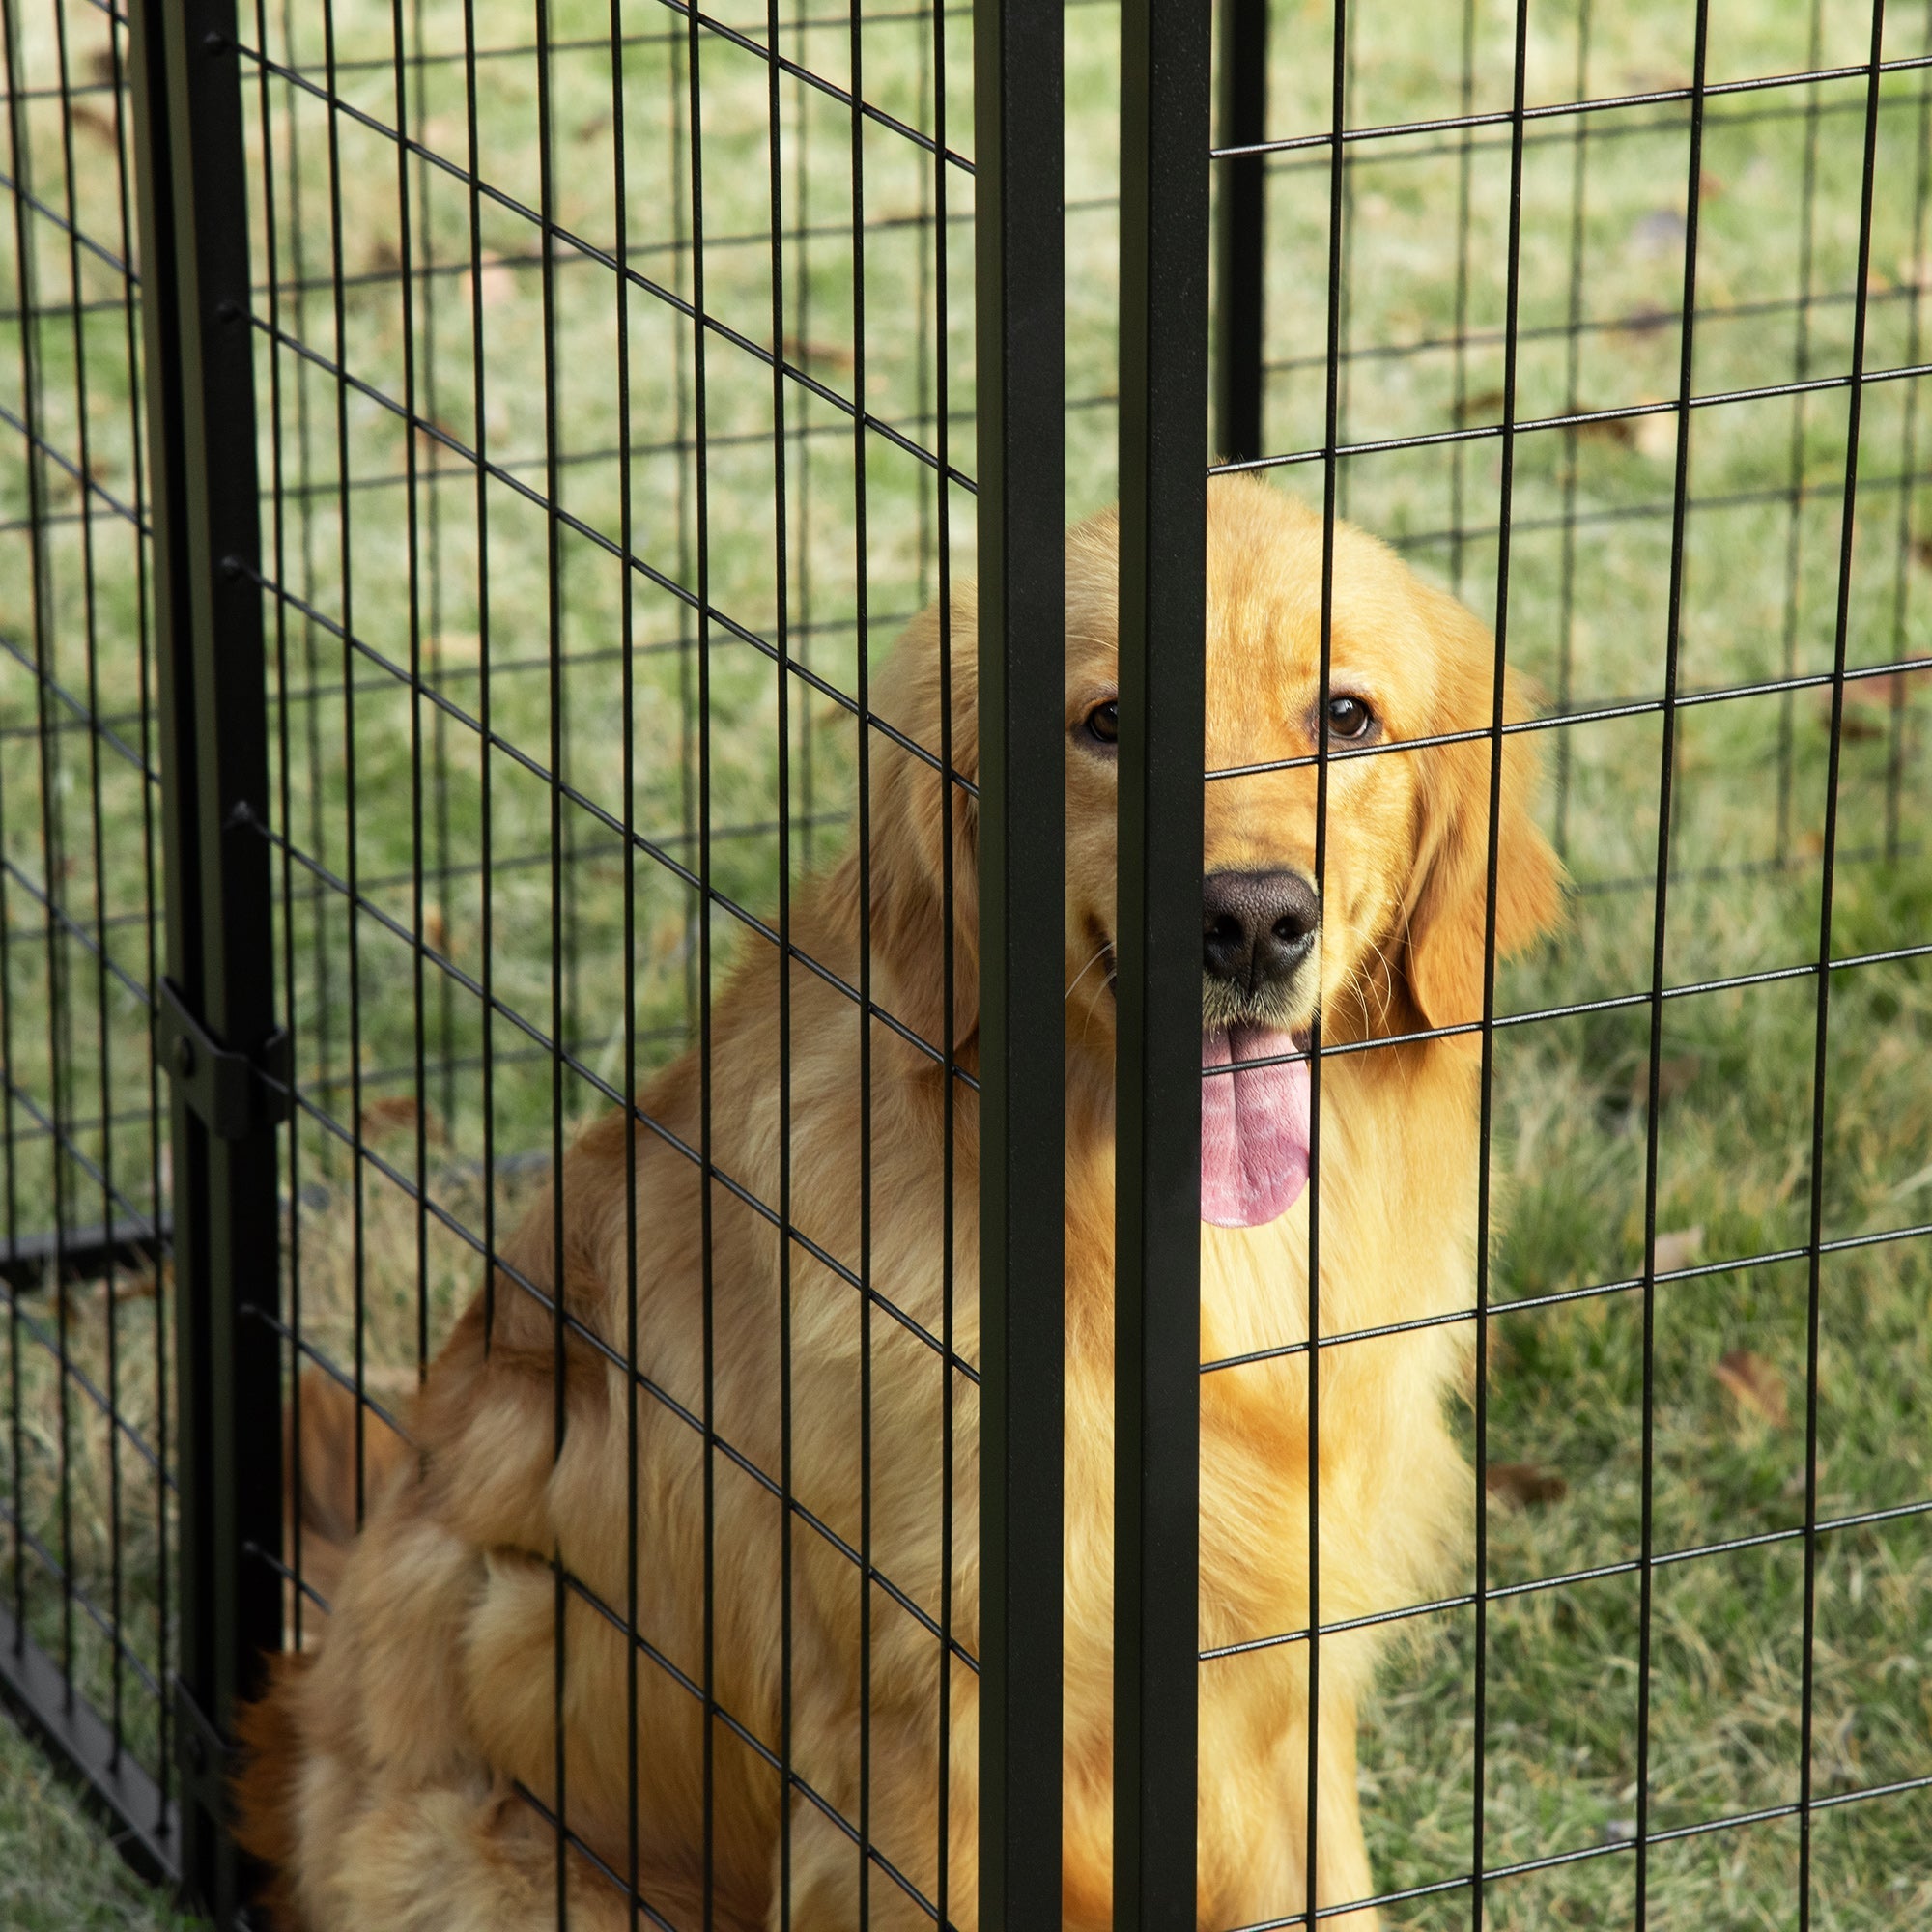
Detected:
[0,1604,181,1893]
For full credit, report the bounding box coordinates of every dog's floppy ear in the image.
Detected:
[864,593,980,1060]
[1402,584,1564,1036]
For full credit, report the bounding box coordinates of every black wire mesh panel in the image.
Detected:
[1179,0,1932,1926]
[237,0,999,1925]
[3,0,1929,1927]
[241,0,965,1376]
[0,0,181,1882]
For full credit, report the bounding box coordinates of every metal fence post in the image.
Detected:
[974,0,1065,1924]
[128,1,283,1921]
[1214,0,1268,464]
[1116,0,1210,1924]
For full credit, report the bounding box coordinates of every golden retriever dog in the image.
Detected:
[236,475,1561,1931]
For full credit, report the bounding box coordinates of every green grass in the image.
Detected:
[3,0,1931,1921]
[1353,854,1932,1929]
[0,1706,200,1931]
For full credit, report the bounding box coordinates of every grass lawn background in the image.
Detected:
[2,0,1929,1922]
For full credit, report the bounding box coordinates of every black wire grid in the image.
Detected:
[1,0,1929,1926]
[0,0,181,1883]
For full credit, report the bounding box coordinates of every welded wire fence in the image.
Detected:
[1187,3,1932,1924]
[1,0,1927,1927]
[0,0,179,1883]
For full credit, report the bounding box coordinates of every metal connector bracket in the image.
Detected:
[156,978,291,1139]
[172,1677,232,1830]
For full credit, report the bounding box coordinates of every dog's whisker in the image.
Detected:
[1065,941,1116,1006]
[1357,926,1400,1035]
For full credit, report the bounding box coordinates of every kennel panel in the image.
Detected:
[0,0,182,1891]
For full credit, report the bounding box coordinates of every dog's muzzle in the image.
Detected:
[1200,869,1319,1229]
[1202,869,1320,1005]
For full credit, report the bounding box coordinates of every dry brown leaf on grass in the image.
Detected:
[1652,1225,1704,1273]
[1486,1463,1569,1509]
[67,101,121,149]
[1814,672,1915,742]
[1453,388,1506,423]
[1616,305,1671,341]
[412,420,466,469]
[1630,1054,1701,1109]
[1572,410,1637,449]
[1634,405,1677,462]
[460,251,518,310]
[71,1267,161,1308]
[1714,1348,1787,1428]
[782,336,858,372]
[359,1094,445,1143]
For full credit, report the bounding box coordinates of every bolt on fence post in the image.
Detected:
[1117,0,1210,1924]
[974,0,1066,1924]
[128,1,282,1921]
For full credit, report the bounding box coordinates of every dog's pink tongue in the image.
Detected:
[1201,1027,1312,1228]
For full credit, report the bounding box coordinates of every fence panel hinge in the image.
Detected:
[156,978,291,1139]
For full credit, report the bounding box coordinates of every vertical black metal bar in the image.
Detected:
[1333,7,1358,524]
[1305,0,1350,1911]
[1776,0,1829,865]
[1886,5,1932,862]
[1116,0,1209,1922]
[672,20,699,1039]
[930,0,958,1920]
[460,0,498,1351]
[386,0,430,1393]
[532,1,571,1918]
[318,0,368,1532]
[683,0,718,1917]
[1799,14,1888,1926]
[1447,0,1477,597]
[790,0,817,874]
[916,11,935,610]
[759,1,797,1923]
[277,0,331,1103]
[1551,0,1594,866]
[249,0,306,1652]
[973,0,1065,1921]
[1633,7,1712,1925]
[128,0,281,1920]
[54,0,129,1753]
[384,0,431,1414]
[110,0,175,1804]
[848,0,874,1908]
[1213,0,1266,464]
[45,0,81,1698]
[611,16,642,1928]
[412,0,457,1145]
[1469,4,1533,1925]
[5,0,71,1695]
[0,0,29,1673]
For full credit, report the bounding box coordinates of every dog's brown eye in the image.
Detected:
[1083,699,1119,747]
[1327,695,1374,739]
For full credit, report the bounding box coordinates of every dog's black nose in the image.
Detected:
[1203,870,1321,994]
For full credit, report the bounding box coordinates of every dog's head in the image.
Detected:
[863,476,1562,1224]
